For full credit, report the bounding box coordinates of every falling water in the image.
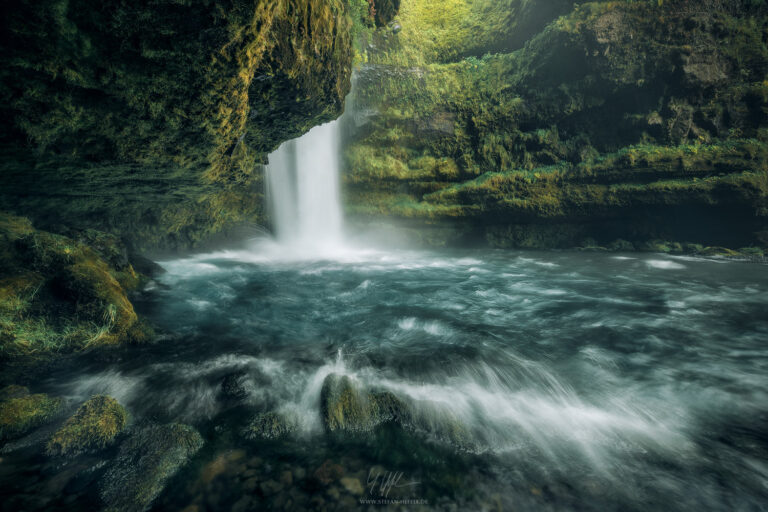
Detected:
[265,120,344,251]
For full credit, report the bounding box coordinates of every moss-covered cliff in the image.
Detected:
[345,0,768,250]
[0,0,358,250]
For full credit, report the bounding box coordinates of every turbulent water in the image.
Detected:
[7,241,766,511]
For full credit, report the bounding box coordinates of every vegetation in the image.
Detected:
[0,212,146,361]
[344,0,768,250]
[46,395,129,456]
[0,390,63,441]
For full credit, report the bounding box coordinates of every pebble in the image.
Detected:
[243,477,259,493]
[260,479,283,496]
[326,486,340,500]
[340,477,364,496]
[279,470,293,486]
[293,467,306,481]
[231,496,252,512]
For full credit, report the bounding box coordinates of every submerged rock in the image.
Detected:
[0,392,63,442]
[243,412,297,440]
[46,395,128,456]
[99,423,203,512]
[0,385,29,401]
[220,372,249,402]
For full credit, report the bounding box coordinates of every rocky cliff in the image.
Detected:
[344,0,768,252]
[0,0,359,250]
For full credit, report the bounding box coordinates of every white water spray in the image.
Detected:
[265,119,344,252]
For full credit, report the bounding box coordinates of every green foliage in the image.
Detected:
[344,0,768,249]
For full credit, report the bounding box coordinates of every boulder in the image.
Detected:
[243,412,297,440]
[99,423,203,512]
[46,395,128,456]
[0,392,63,442]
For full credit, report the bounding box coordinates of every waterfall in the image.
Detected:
[265,119,344,251]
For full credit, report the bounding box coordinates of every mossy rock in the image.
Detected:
[700,246,742,258]
[0,385,29,401]
[100,423,204,512]
[320,374,406,433]
[0,393,63,442]
[243,412,297,441]
[1,213,143,360]
[46,395,128,456]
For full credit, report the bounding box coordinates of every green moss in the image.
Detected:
[345,1,768,249]
[46,395,128,456]
[1,212,144,361]
[100,423,204,512]
[0,393,63,441]
[243,412,297,440]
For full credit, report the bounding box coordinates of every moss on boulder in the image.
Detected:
[243,411,297,440]
[46,395,128,456]
[1,212,143,360]
[0,392,63,442]
[99,423,204,512]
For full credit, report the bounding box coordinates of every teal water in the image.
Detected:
[3,243,768,511]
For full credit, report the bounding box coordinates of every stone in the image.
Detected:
[46,395,128,456]
[0,393,63,442]
[99,423,203,512]
[340,477,364,496]
[220,373,249,401]
[242,411,297,440]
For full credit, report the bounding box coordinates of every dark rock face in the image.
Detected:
[0,0,355,249]
[345,0,768,250]
[99,423,204,512]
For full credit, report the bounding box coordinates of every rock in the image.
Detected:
[99,423,203,512]
[313,460,344,485]
[0,393,63,442]
[701,246,741,258]
[260,479,283,496]
[46,395,128,456]
[340,477,364,496]
[220,373,248,402]
[0,385,29,401]
[243,477,260,493]
[200,450,245,484]
[279,470,293,487]
[320,374,407,433]
[242,412,297,440]
[607,239,635,252]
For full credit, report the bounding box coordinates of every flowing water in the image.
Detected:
[2,121,768,511]
[4,242,767,511]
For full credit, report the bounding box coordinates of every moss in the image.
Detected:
[0,385,30,401]
[1,212,144,361]
[0,393,63,441]
[344,1,768,249]
[243,412,297,440]
[100,423,204,512]
[46,395,128,456]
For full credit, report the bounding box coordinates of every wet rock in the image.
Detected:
[0,385,29,401]
[607,239,635,252]
[99,423,203,512]
[0,393,63,442]
[243,477,260,493]
[260,479,283,496]
[340,477,364,496]
[242,411,297,440]
[320,374,407,433]
[313,459,344,485]
[200,449,245,484]
[220,372,248,402]
[701,246,742,258]
[279,470,293,487]
[46,395,128,456]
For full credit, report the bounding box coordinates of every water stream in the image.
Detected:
[2,125,767,512]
